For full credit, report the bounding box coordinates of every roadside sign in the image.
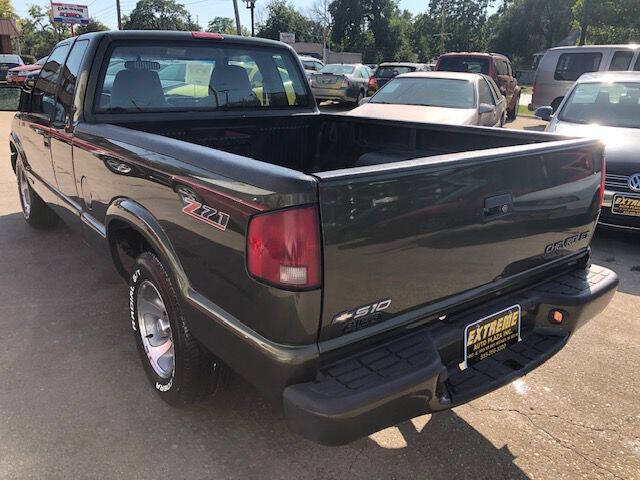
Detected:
[279,32,295,44]
[51,2,90,25]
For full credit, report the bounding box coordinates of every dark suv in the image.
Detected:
[436,52,522,120]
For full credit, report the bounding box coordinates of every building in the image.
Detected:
[290,42,362,64]
[0,19,20,54]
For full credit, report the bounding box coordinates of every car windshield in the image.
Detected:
[320,64,355,75]
[438,57,489,75]
[375,66,416,78]
[0,54,22,64]
[559,81,640,129]
[370,77,476,108]
[36,57,47,66]
[96,44,310,113]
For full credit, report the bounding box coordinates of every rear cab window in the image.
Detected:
[438,57,489,75]
[554,52,602,81]
[375,66,416,78]
[94,42,310,113]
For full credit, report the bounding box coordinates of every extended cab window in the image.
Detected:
[53,39,88,124]
[554,52,602,81]
[31,43,71,118]
[95,43,310,113]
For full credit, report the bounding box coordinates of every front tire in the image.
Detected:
[507,96,519,120]
[16,160,58,230]
[129,252,227,406]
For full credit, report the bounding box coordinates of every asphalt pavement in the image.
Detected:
[0,110,638,480]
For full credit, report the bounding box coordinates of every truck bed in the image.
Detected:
[115,114,604,343]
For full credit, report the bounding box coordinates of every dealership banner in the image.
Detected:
[51,2,90,25]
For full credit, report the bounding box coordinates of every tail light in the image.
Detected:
[598,152,606,209]
[247,206,321,290]
[368,77,378,90]
[341,77,350,88]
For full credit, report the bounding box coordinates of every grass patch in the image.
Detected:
[518,104,534,117]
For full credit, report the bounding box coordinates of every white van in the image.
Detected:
[530,45,640,111]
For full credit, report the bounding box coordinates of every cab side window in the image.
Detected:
[496,61,509,76]
[31,43,71,119]
[53,40,89,124]
[609,51,633,71]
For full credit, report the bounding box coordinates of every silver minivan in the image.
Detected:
[530,45,640,111]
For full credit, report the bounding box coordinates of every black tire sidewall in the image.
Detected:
[129,253,185,403]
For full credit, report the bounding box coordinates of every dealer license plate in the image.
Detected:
[612,194,640,217]
[463,305,521,369]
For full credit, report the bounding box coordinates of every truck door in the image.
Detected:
[478,78,498,126]
[496,59,513,107]
[21,42,71,191]
[49,39,89,224]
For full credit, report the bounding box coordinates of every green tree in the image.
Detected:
[19,5,71,58]
[573,0,640,45]
[428,0,492,54]
[489,0,574,66]
[75,19,109,35]
[207,16,250,36]
[123,0,200,31]
[0,0,16,19]
[257,0,322,42]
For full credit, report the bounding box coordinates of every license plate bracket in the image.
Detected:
[611,193,640,217]
[463,305,521,369]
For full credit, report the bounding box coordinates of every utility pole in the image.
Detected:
[116,0,122,30]
[244,1,256,37]
[233,0,242,35]
[579,0,589,46]
[322,0,327,64]
[440,0,446,54]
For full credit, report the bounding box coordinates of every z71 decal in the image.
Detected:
[182,200,230,231]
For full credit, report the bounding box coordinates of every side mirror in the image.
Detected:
[534,106,553,122]
[358,96,372,106]
[478,103,494,114]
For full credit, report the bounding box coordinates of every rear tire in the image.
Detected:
[507,96,519,120]
[129,252,228,406]
[16,160,58,230]
[354,90,364,106]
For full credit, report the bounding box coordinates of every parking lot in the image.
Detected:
[0,108,639,479]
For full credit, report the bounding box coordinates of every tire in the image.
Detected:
[354,90,364,106]
[129,252,228,406]
[16,160,58,230]
[507,96,519,120]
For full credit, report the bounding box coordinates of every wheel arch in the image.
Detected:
[105,198,189,294]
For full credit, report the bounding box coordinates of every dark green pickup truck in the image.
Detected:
[10,31,617,445]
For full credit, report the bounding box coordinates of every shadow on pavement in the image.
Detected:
[523,124,546,132]
[592,226,640,296]
[0,210,531,479]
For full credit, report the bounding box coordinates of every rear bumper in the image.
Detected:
[283,264,617,445]
[599,190,640,230]
[312,87,355,102]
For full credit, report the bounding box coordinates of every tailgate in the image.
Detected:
[315,141,604,341]
[315,74,345,88]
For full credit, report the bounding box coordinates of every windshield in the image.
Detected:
[320,64,355,75]
[95,43,310,113]
[375,66,416,78]
[438,57,489,75]
[371,77,476,108]
[559,81,640,129]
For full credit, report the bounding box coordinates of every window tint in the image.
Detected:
[554,52,602,81]
[321,64,355,74]
[53,40,88,124]
[31,43,71,118]
[635,56,640,71]
[95,43,309,113]
[438,57,489,75]
[486,78,501,102]
[610,51,633,71]
[478,79,494,105]
[375,66,415,78]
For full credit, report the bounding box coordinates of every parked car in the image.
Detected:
[350,71,507,127]
[6,57,46,86]
[530,45,640,112]
[535,71,640,231]
[436,52,521,120]
[370,62,431,93]
[0,54,24,83]
[309,63,370,104]
[298,55,324,78]
[11,31,617,446]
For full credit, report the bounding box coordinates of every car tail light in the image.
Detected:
[598,152,606,209]
[247,206,321,290]
[368,77,378,89]
[341,77,350,88]
[192,31,224,40]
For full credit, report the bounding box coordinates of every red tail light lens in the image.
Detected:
[598,152,606,209]
[247,206,321,289]
[368,77,378,89]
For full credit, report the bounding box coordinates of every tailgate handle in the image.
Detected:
[484,193,513,219]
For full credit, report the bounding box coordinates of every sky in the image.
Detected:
[12,0,440,32]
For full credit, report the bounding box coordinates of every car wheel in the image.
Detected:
[16,160,58,229]
[354,90,363,106]
[129,252,228,406]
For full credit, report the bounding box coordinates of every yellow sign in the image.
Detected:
[612,194,640,217]
[464,305,521,368]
